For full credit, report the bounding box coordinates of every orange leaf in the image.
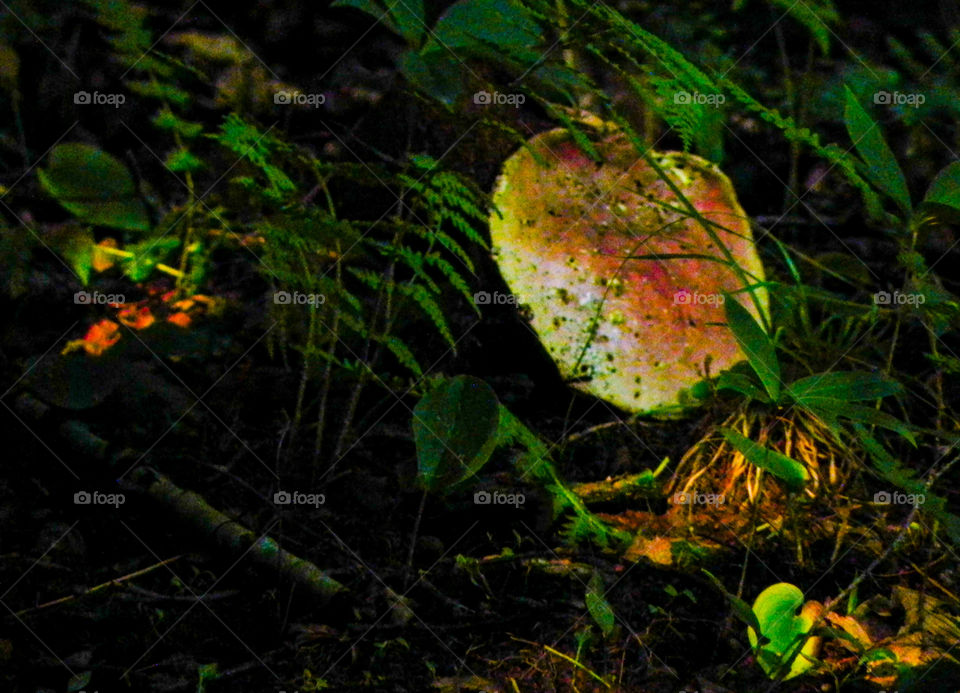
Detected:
[81,319,121,356]
[167,311,191,327]
[117,304,155,330]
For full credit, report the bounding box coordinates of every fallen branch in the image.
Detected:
[13,392,348,603]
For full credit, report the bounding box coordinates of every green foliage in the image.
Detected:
[37,144,150,231]
[921,161,960,223]
[724,295,780,401]
[843,86,912,217]
[412,375,500,493]
[585,572,617,638]
[734,0,839,55]
[747,583,818,681]
[721,428,808,491]
[334,0,541,105]
[496,406,630,549]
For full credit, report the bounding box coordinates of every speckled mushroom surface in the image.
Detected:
[489,127,768,414]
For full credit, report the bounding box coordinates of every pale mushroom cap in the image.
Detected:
[490,128,768,414]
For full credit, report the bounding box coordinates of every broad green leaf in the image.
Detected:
[399,48,463,106]
[413,375,500,493]
[724,294,781,401]
[333,0,425,46]
[430,0,540,53]
[721,428,808,491]
[747,583,818,681]
[786,371,903,404]
[843,86,912,216]
[920,161,960,222]
[38,143,150,231]
[585,573,616,637]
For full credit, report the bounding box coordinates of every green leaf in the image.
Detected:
[715,370,771,403]
[165,148,204,173]
[721,428,808,491]
[46,225,94,285]
[747,583,818,681]
[585,573,616,637]
[121,238,180,282]
[786,371,903,405]
[413,375,500,493]
[37,143,150,231]
[67,671,92,692]
[399,48,463,106]
[430,0,539,54]
[333,0,425,46]
[809,400,916,446]
[920,161,960,222]
[843,85,912,216]
[724,295,781,401]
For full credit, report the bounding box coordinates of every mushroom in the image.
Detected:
[489,127,768,415]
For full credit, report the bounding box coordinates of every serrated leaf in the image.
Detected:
[724,294,780,401]
[38,143,150,231]
[413,375,500,493]
[843,85,912,216]
[721,428,808,491]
